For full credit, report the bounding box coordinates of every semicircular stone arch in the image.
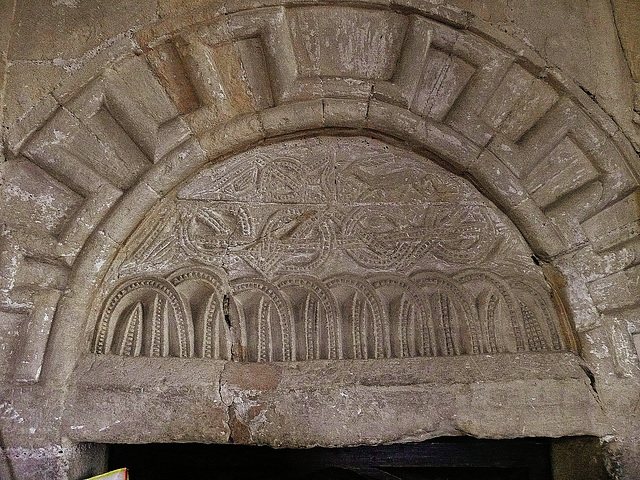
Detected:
[3,0,640,452]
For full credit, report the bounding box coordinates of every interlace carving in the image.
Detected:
[94,137,569,360]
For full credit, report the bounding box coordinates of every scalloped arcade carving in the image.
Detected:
[93,136,571,361]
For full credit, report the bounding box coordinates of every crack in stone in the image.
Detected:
[0,0,18,163]
[608,0,634,84]
[580,363,607,413]
[218,361,234,444]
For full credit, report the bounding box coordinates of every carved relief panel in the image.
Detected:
[93,136,571,361]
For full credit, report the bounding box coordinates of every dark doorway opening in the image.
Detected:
[108,437,552,479]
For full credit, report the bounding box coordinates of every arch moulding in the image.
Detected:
[2,0,640,473]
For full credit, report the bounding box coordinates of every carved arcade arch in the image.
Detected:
[2,0,639,447]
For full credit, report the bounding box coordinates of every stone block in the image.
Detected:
[102,72,190,163]
[518,97,578,161]
[378,15,433,109]
[612,129,640,181]
[22,108,95,193]
[14,259,68,291]
[492,69,558,142]
[523,136,599,209]
[287,6,408,81]
[3,62,66,132]
[51,230,120,340]
[0,157,83,237]
[372,82,409,108]
[451,31,512,98]
[468,17,547,75]
[0,230,61,288]
[98,182,160,245]
[13,290,62,383]
[546,67,619,137]
[55,182,122,259]
[455,378,606,438]
[604,313,640,378]
[178,37,271,132]
[486,134,528,178]
[543,203,593,251]
[111,56,182,125]
[511,198,568,258]
[551,250,602,332]
[66,356,229,444]
[217,353,605,446]
[413,117,482,170]
[259,100,323,137]
[467,150,527,207]
[197,113,265,159]
[583,190,640,253]
[59,352,605,448]
[444,109,495,147]
[61,76,107,121]
[50,37,138,105]
[3,443,107,480]
[410,47,475,122]
[318,78,373,100]
[482,63,537,131]
[441,33,513,147]
[142,137,208,196]
[78,109,152,190]
[0,311,25,382]
[6,95,60,154]
[322,98,368,129]
[366,100,421,141]
[588,264,640,312]
[145,42,201,115]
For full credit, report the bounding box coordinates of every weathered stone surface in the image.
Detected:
[588,264,640,313]
[458,0,639,148]
[2,1,640,478]
[287,7,408,80]
[0,311,25,382]
[0,0,16,163]
[94,136,570,362]
[259,100,323,136]
[583,190,640,253]
[217,353,605,446]
[63,352,604,446]
[158,0,222,18]
[67,356,229,443]
[2,62,66,130]
[1,443,106,480]
[8,0,156,60]
[0,157,82,236]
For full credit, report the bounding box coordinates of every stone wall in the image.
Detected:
[1,1,640,479]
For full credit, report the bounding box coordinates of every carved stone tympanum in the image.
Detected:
[93,136,570,361]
